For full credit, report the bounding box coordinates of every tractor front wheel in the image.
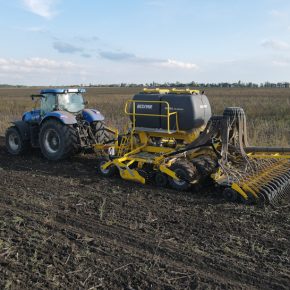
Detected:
[39,120,79,160]
[5,126,29,155]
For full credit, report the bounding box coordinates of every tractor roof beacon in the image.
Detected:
[5,88,113,161]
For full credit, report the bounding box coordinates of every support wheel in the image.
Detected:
[223,188,238,202]
[96,158,117,177]
[168,160,197,191]
[155,172,168,187]
[5,126,29,155]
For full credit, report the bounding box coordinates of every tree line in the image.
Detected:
[89,81,290,88]
[1,81,290,88]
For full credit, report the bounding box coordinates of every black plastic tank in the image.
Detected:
[160,93,212,131]
[130,93,162,128]
[130,92,212,131]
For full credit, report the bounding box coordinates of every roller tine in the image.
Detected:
[271,176,290,205]
[271,176,287,202]
[281,178,290,198]
[258,184,275,204]
[274,173,290,201]
[267,182,279,200]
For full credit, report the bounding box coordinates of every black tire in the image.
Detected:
[92,121,113,144]
[168,159,197,191]
[96,158,117,177]
[191,156,217,177]
[39,120,79,161]
[5,126,29,155]
[223,188,238,202]
[155,171,168,187]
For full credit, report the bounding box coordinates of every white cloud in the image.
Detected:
[261,39,290,50]
[0,57,76,73]
[18,26,48,33]
[272,60,290,67]
[22,0,60,19]
[25,26,47,32]
[53,41,83,54]
[161,59,199,70]
[98,50,199,70]
[269,9,288,17]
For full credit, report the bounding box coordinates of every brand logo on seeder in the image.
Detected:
[137,104,153,109]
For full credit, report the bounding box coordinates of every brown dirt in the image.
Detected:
[0,137,289,290]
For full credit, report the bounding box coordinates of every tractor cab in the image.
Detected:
[40,88,86,115]
[23,88,87,123]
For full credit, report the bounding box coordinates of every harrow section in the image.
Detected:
[230,158,290,205]
[212,107,290,205]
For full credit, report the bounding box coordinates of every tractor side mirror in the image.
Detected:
[31,94,45,100]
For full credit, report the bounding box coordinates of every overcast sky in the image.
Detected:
[0,0,290,85]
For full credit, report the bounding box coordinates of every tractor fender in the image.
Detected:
[40,111,77,125]
[12,121,30,140]
[82,109,105,123]
[22,110,41,122]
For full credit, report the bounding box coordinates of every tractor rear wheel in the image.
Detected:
[5,126,29,155]
[39,120,79,160]
[168,159,197,191]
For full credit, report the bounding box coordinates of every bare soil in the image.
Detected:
[0,137,289,290]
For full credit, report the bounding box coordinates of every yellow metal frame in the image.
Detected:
[96,93,289,196]
[170,88,200,95]
[95,95,211,185]
[125,99,180,134]
[141,88,200,95]
[96,100,290,197]
[247,152,290,159]
[218,152,290,202]
[143,88,170,94]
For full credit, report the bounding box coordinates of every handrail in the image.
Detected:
[124,100,179,133]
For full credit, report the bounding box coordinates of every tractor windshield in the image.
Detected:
[58,93,85,113]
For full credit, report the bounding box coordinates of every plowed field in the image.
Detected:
[0,137,289,289]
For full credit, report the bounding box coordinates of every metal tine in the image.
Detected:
[258,183,277,204]
[266,174,288,201]
[269,175,290,205]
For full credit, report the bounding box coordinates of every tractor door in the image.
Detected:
[27,93,57,148]
[41,94,57,115]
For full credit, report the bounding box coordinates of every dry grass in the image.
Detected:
[0,87,289,146]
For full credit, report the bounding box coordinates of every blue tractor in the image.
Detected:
[5,88,112,160]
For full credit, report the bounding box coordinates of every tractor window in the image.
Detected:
[41,94,57,114]
[58,93,85,113]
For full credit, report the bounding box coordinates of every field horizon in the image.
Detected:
[0,87,289,146]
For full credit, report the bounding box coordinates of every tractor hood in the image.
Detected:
[22,110,41,122]
[40,109,105,125]
[41,111,78,125]
[82,109,105,122]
